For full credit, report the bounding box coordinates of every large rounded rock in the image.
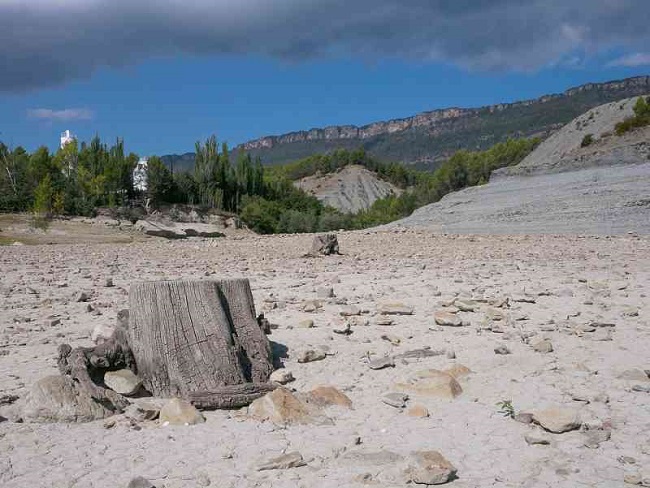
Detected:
[405,450,457,485]
[22,375,114,423]
[394,370,463,399]
[159,398,205,426]
[533,407,581,433]
[104,369,143,396]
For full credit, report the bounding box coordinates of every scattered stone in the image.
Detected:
[381,334,401,345]
[339,305,361,316]
[159,398,205,426]
[375,317,394,326]
[514,412,534,424]
[525,429,551,445]
[75,291,90,303]
[404,450,457,485]
[257,451,307,471]
[486,307,506,321]
[406,404,430,418]
[48,318,61,327]
[434,311,462,327]
[301,300,322,313]
[532,338,554,353]
[91,323,116,344]
[304,386,353,409]
[624,473,642,485]
[104,278,114,288]
[378,303,414,316]
[382,392,408,408]
[333,322,352,335]
[446,349,456,359]
[632,384,650,393]
[125,400,160,422]
[533,407,581,433]
[368,356,395,370]
[317,287,334,299]
[494,344,511,355]
[104,369,143,396]
[618,369,650,382]
[394,370,462,399]
[347,316,369,327]
[583,429,611,448]
[270,369,295,385]
[0,394,19,406]
[443,364,471,379]
[22,375,115,423]
[297,350,327,363]
[394,348,445,360]
[454,299,478,312]
[248,387,329,425]
[127,476,156,488]
[297,319,314,329]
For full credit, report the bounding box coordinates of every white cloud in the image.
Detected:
[608,53,650,67]
[27,108,94,121]
[1,0,649,91]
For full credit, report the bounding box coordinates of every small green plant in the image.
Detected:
[496,400,515,419]
[581,134,594,147]
[29,214,50,232]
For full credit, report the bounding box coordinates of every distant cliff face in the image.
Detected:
[236,76,650,168]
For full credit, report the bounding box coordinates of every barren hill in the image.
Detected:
[387,96,650,235]
[294,164,401,213]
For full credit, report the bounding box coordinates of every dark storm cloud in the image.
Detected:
[1,0,648,92]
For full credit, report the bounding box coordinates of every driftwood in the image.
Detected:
[127,279,276,409]
[57,326,134,412]
[307,234,340,256]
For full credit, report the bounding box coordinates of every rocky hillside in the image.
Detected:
[386,96,650,235]
[237,76,650,168]
[294,165,402,213]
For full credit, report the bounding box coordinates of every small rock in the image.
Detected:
[445,349,456,359]
[533,407,581,433]
[317,287,334,299]
[434,310,462,327]
[394,370,463,399]
[406,404,430,418]
[347,316,369,327]
[248,387,328,425]
[125,401,160,421]
[532,338,553,353]
[75,291,90,303]
[618,369,650,382]
[297,349,327,363]
[583,429,611,448]
[632,384,650,393]
[405,450,457,485]
[514,412,534,424]
[297,319,314,328]
[104,278,114,288]
[624,473,642,485]
[375,317,394,326]
[382,392,408,408]
[301,300,322,313]
[333,322,352,335]
[104,369,143,396]
[159,398,205,426]
[339,305,361,316]
[381,334,401,345]
[378,303,414,316]
[127,476,156,488]
[257,451,306,471]
[525,429,551,445]
[270,369,295,384]
[454,299,478,312]
[368,356,395,370]
[304,386,353,409]
[494,344,511,355]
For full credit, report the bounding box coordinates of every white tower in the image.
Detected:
[60,130,76,149]
[133,157,149,192]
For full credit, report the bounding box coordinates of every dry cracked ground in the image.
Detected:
[1,229,649,487]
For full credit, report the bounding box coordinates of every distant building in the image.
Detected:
[133,157,149,192]
[60,130,76,149]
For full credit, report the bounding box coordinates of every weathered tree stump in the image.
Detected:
[307,234,340,256]
[127,279,276,409]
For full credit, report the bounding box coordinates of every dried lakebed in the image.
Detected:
[0,231,649,487]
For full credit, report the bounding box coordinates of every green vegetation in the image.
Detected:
[1,134,538,235]
[581,134,594,147]
[496,400,515,419]
[615,96,650,135]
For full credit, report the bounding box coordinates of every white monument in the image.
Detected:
[60,130,76,149]
[133,157,149,192]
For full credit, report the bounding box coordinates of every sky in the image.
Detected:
[1,0,649,156]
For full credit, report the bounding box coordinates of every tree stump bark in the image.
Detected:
[127,279,275,409]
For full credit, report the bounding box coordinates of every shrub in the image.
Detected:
[581,134,594,147]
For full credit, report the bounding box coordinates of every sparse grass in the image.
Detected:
[496,400,515,419]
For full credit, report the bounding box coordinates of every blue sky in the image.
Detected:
[1,1,649,156]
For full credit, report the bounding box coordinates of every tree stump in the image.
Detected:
[307,234,340,256]
[127,279,276,409]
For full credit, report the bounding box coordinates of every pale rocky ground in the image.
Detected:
[1,228,649,487]
[295,165,402,213]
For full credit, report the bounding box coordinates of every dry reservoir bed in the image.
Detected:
[0,231,649,488]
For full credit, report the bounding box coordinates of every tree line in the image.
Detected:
[1,133,539,234]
